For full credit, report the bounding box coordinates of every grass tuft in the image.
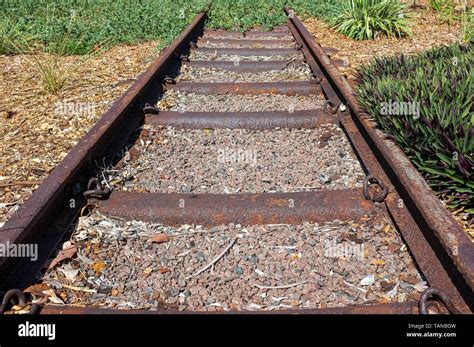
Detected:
[330,0,412,40]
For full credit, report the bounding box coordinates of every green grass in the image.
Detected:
[0,16,38,54]
[355,43,473,213]
[0,0,345,55]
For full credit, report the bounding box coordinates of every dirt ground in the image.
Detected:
[0,8,470,238]
[0,41,160,224]
[304,9,462,79]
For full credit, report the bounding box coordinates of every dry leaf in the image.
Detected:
[290,253,301,260]
[58,264,79,282]
[413,281,428,292]
[147,233,170,244]
[159,267,170,274]
[92,261,106,274]
[383,225,391,233]
[42,289,64,305]
[360,274,375,286]
[111,289,119,296]
[371,259,385,266]
[143,267,153,275]
[47,245,77,269]
[24,283,50,296]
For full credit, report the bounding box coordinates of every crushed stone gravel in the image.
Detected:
[197,41,296,49]
[113,125,365,194]
[40,212,425,311]
[177,64,312,82]
[201,34,294,41]
[188,51,301,61]
[156,90,325,113]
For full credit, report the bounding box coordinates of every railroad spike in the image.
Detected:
[163,76,175,85]
[419,288,461,314]
[363,175,388,203]
[83,178,111,200]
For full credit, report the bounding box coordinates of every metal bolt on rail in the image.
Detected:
[163,76,175,85]
[419,288,461,314]
[323,100,338,115]
[0,289,40,315]
[143,103,160,115]
[363,175,388,203]
[310,74,322,85]
[83,178,111,200]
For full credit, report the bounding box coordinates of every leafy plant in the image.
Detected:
[330,0,412,40]
[429,0,456,25]
[461,3,473,43]
[355,43,473,213]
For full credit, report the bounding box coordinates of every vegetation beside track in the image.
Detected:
[329,0,412,40]
[355,43,473,214]
[0,0,345,55]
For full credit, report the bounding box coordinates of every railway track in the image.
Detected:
[0,9,472,314]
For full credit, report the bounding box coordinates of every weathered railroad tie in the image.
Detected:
[0,9,472,315]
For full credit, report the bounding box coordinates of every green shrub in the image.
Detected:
[330,0,412,40]
[355,43,473,213]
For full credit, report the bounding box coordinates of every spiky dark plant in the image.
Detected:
[355,43,473,214]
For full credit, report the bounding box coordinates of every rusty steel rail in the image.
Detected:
[168,81,321,95]
[39,301,420,315]
[96,190,379,227]
[191,47,298,56]
[285,7,473,312]
[144,110,337,129]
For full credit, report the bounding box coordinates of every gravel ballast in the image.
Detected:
[177,65,312,83]
[189,51,301,61]
[198,41,296,49]
[114,125,364,194]
[200,34,294,41]
[41,213,425,311]
[157,90,325,113]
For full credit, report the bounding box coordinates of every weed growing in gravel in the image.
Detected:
[355,43,473,213]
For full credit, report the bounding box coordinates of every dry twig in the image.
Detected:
[186,237,238,279]
[253,280,308,290]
